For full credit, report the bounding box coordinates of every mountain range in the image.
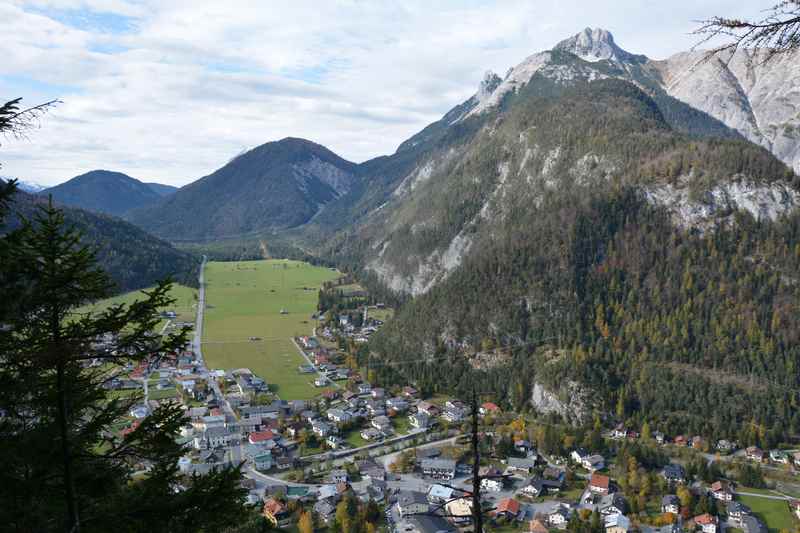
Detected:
[41,170,177,216]
[18,28,800,437]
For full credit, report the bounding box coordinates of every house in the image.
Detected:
[417,401,440,417]
[653,431,666,445]
[387,397,409,412]
[311,419,333,437]
[365,399,386,416]
[314,377,329,387]
[590,473,611,495]
[746,446,764,462]
[661,495,680,514]
[253,452,273,471]
[361,427,383,441]
[442,406,465,423]
[482,477,503,492]
[326,435,345,449]
[330,469,348,484]
[248,430,275,446]
[409,412,431,429]
[662,463,686,484]
[548,505,571,527]
[480,402,500,416]
[495,498,521,521]
[694,514,718,533]
[396,491,429,518]
[515,440,532,454]
[519,477,562,498]
[445,498,473,525]
[582,454,605,471]
[605,514,631,533]
[327,409,352,424]
[262,498,289,527]
[421,458,456,480]
[357,383,372,395]
[770,449,789,464]
[716,439,734,453]
[710,481,733,501]
[726,501,751,526]
[599,493,626,516]
[507,457,538,474]
[314,498,337,524]
[674,435,688,447]
[571,448,589,464]
[402,386,418,398]
[405,516,456,533]
[371,415,392,433]
[793,451,800,467]
[612,424,628,440]
[275,456,293,470]
[427,484,455,504]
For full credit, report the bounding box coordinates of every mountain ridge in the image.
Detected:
[42,169,167,216]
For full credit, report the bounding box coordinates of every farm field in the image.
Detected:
[80,283,198,328]
[738,495,797,533]
[201,259,341,399]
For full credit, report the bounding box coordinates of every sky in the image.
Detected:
[1,0,775,187]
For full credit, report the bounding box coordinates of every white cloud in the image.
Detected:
[1,0,777,186]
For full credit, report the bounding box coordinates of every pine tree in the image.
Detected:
[0,198,247,532]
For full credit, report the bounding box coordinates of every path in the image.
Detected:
[735,490,794,501]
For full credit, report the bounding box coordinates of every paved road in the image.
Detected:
[193,255,207,369]
[735,490,794,500]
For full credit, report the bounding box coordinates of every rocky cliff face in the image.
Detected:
[658,49,800,173]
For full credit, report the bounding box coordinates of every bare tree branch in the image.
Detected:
[693,1,800,63]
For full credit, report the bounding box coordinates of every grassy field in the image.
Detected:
[79,284,198,329]
[202,259,341,399]
[738,495,797,533]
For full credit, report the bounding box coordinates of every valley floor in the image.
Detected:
[200,259,341,399]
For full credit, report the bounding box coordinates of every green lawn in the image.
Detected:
[738,495,797,533]
[149,387,178,401]
[343,428,369,448]
[202,260,341,399]
[368,307,394,322]
[393,415,412,435]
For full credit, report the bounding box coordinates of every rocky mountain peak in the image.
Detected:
[554,27,641,63]
[476,71,502,103]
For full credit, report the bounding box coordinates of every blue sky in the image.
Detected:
[1,0,775,186]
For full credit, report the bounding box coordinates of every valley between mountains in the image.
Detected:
[23,28,800,444]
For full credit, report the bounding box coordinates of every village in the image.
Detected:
[87,272,800,533]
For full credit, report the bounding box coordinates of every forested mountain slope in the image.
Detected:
[4,186,198,293]
[42,170,164,216]
[356,76,799,445]
[127,138,358,241]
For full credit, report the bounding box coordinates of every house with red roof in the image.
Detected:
[480,402,500,416]
[694,514,718,533]
[249,430,275,445]
[589,473,610,495]
[495,498,521,520]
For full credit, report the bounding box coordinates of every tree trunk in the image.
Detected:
[57,360,80,532]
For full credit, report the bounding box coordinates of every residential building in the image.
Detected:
[330,469,348,484]
[727,501,751,526]
[396,491,429,518]
[582,454,605,471]
[480,402,500,416]
[495,498,521,521]
[598,493,626,516]
[326,435,345,449]
[507,457,537,474]
[662,463,686,484]
[590,473,611,495]
[253,452,273,471]
[427,484,455,504]
[371,415,392,433]
[694,514,718,533]
[327,408,352,424]
[746,446,764,462]
[409,412,431,429]
[661,495,680,514]
[445,498,473,525]
[262,498,289,527]
[311,419,333,437]
[605,514,631,533]
[417,401,440,417]
[421,458,456,480]
[710,481,733,501]
[548,505,570,527]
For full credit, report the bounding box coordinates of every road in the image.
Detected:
[193,255,207,370]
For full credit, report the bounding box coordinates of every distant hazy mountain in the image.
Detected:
[42,170,164,216]
[127,137,358,241]
[145,182,178,196]
[2,183,198,293]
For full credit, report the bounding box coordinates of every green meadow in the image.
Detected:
[738,495,797,533]
[79,284,198,330]
[201,259,341,399]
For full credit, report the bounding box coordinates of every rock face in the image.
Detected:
[658,49,800,173]
[530,381,591,426]
[553,26,644,64]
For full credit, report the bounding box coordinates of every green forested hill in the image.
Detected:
[42,169,165,216]
[5,188,198,293]
[357,78,800,447]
